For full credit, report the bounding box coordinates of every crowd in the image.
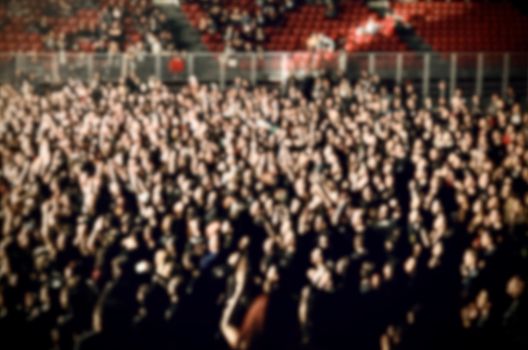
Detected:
[5,0,177,53]
[47,0,176,53]
[197,0,286,52]
[196,0,338,52]
[0,71,527,350]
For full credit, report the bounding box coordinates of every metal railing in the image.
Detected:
[1,51,527,100]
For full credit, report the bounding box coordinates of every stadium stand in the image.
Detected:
[393,1,528,52]
[179,0,528,53]
[181,0,406,52]
[1,1,527,53]
[0,0,177,52]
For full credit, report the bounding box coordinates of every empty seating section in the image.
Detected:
[394,2,528,52]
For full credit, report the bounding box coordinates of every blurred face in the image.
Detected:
[208,234,220,253]
[480,232,493,250]
[24,292,35,310]
[314,216,327,232]
[463,250,477,268]
[476,289,489,309]
[404,257,416,275]
[383,263,393,281]
[265,265,279,289]
[311,248,323,266]
[506,276,525,299]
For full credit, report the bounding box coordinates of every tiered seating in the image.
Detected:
[0,0,52,52]
[0,5,6,25]
[182,1,406,52]
[394,2,528,52]
[181,0,256,51]
[268,3,405,52]
[180,3,217,51]
[0,0,156,52]
[183,0,256,25]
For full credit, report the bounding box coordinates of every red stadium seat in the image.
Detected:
[393,2,528,52]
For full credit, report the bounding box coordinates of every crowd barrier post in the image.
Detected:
[449,53,458,97]
[423,53,431,97]
[502,53,510,98]
[476,53,484,97]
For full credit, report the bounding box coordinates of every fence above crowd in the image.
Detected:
[1,51,527,100]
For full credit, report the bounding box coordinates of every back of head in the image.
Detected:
[238,291,300,350]
[94,292,134,334]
